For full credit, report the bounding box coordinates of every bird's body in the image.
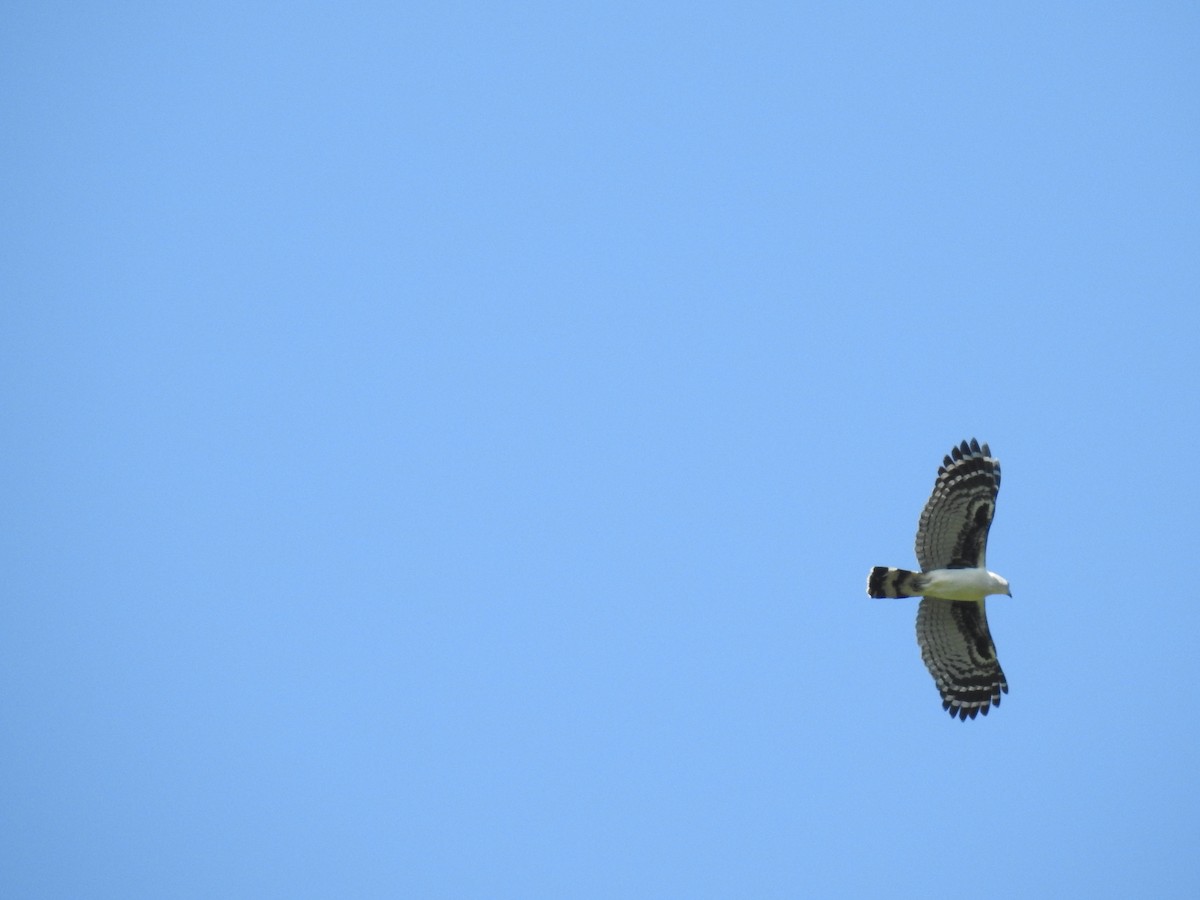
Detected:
[869,566,1010,601]
[866,439,1013,720]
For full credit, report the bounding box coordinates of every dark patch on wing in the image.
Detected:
[948,502,995,569]
[952,600,997,660]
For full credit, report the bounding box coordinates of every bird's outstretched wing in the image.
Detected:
[915,438,1000,572]
[916,597,1008,719]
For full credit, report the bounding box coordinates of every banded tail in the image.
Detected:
[867,566,927,598]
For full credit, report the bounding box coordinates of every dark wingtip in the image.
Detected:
[946,698,1003,720]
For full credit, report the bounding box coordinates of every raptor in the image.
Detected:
[867,439,1012,720]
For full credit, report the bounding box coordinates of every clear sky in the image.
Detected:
[4,3,1199,898]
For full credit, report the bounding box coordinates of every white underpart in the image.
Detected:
[922,568,1011,601]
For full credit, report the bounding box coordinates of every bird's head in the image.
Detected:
[989,572,1012,597]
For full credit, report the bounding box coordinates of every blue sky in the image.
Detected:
[3,3,1199,897]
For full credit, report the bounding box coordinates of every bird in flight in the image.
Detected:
[867,439,1012,720]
